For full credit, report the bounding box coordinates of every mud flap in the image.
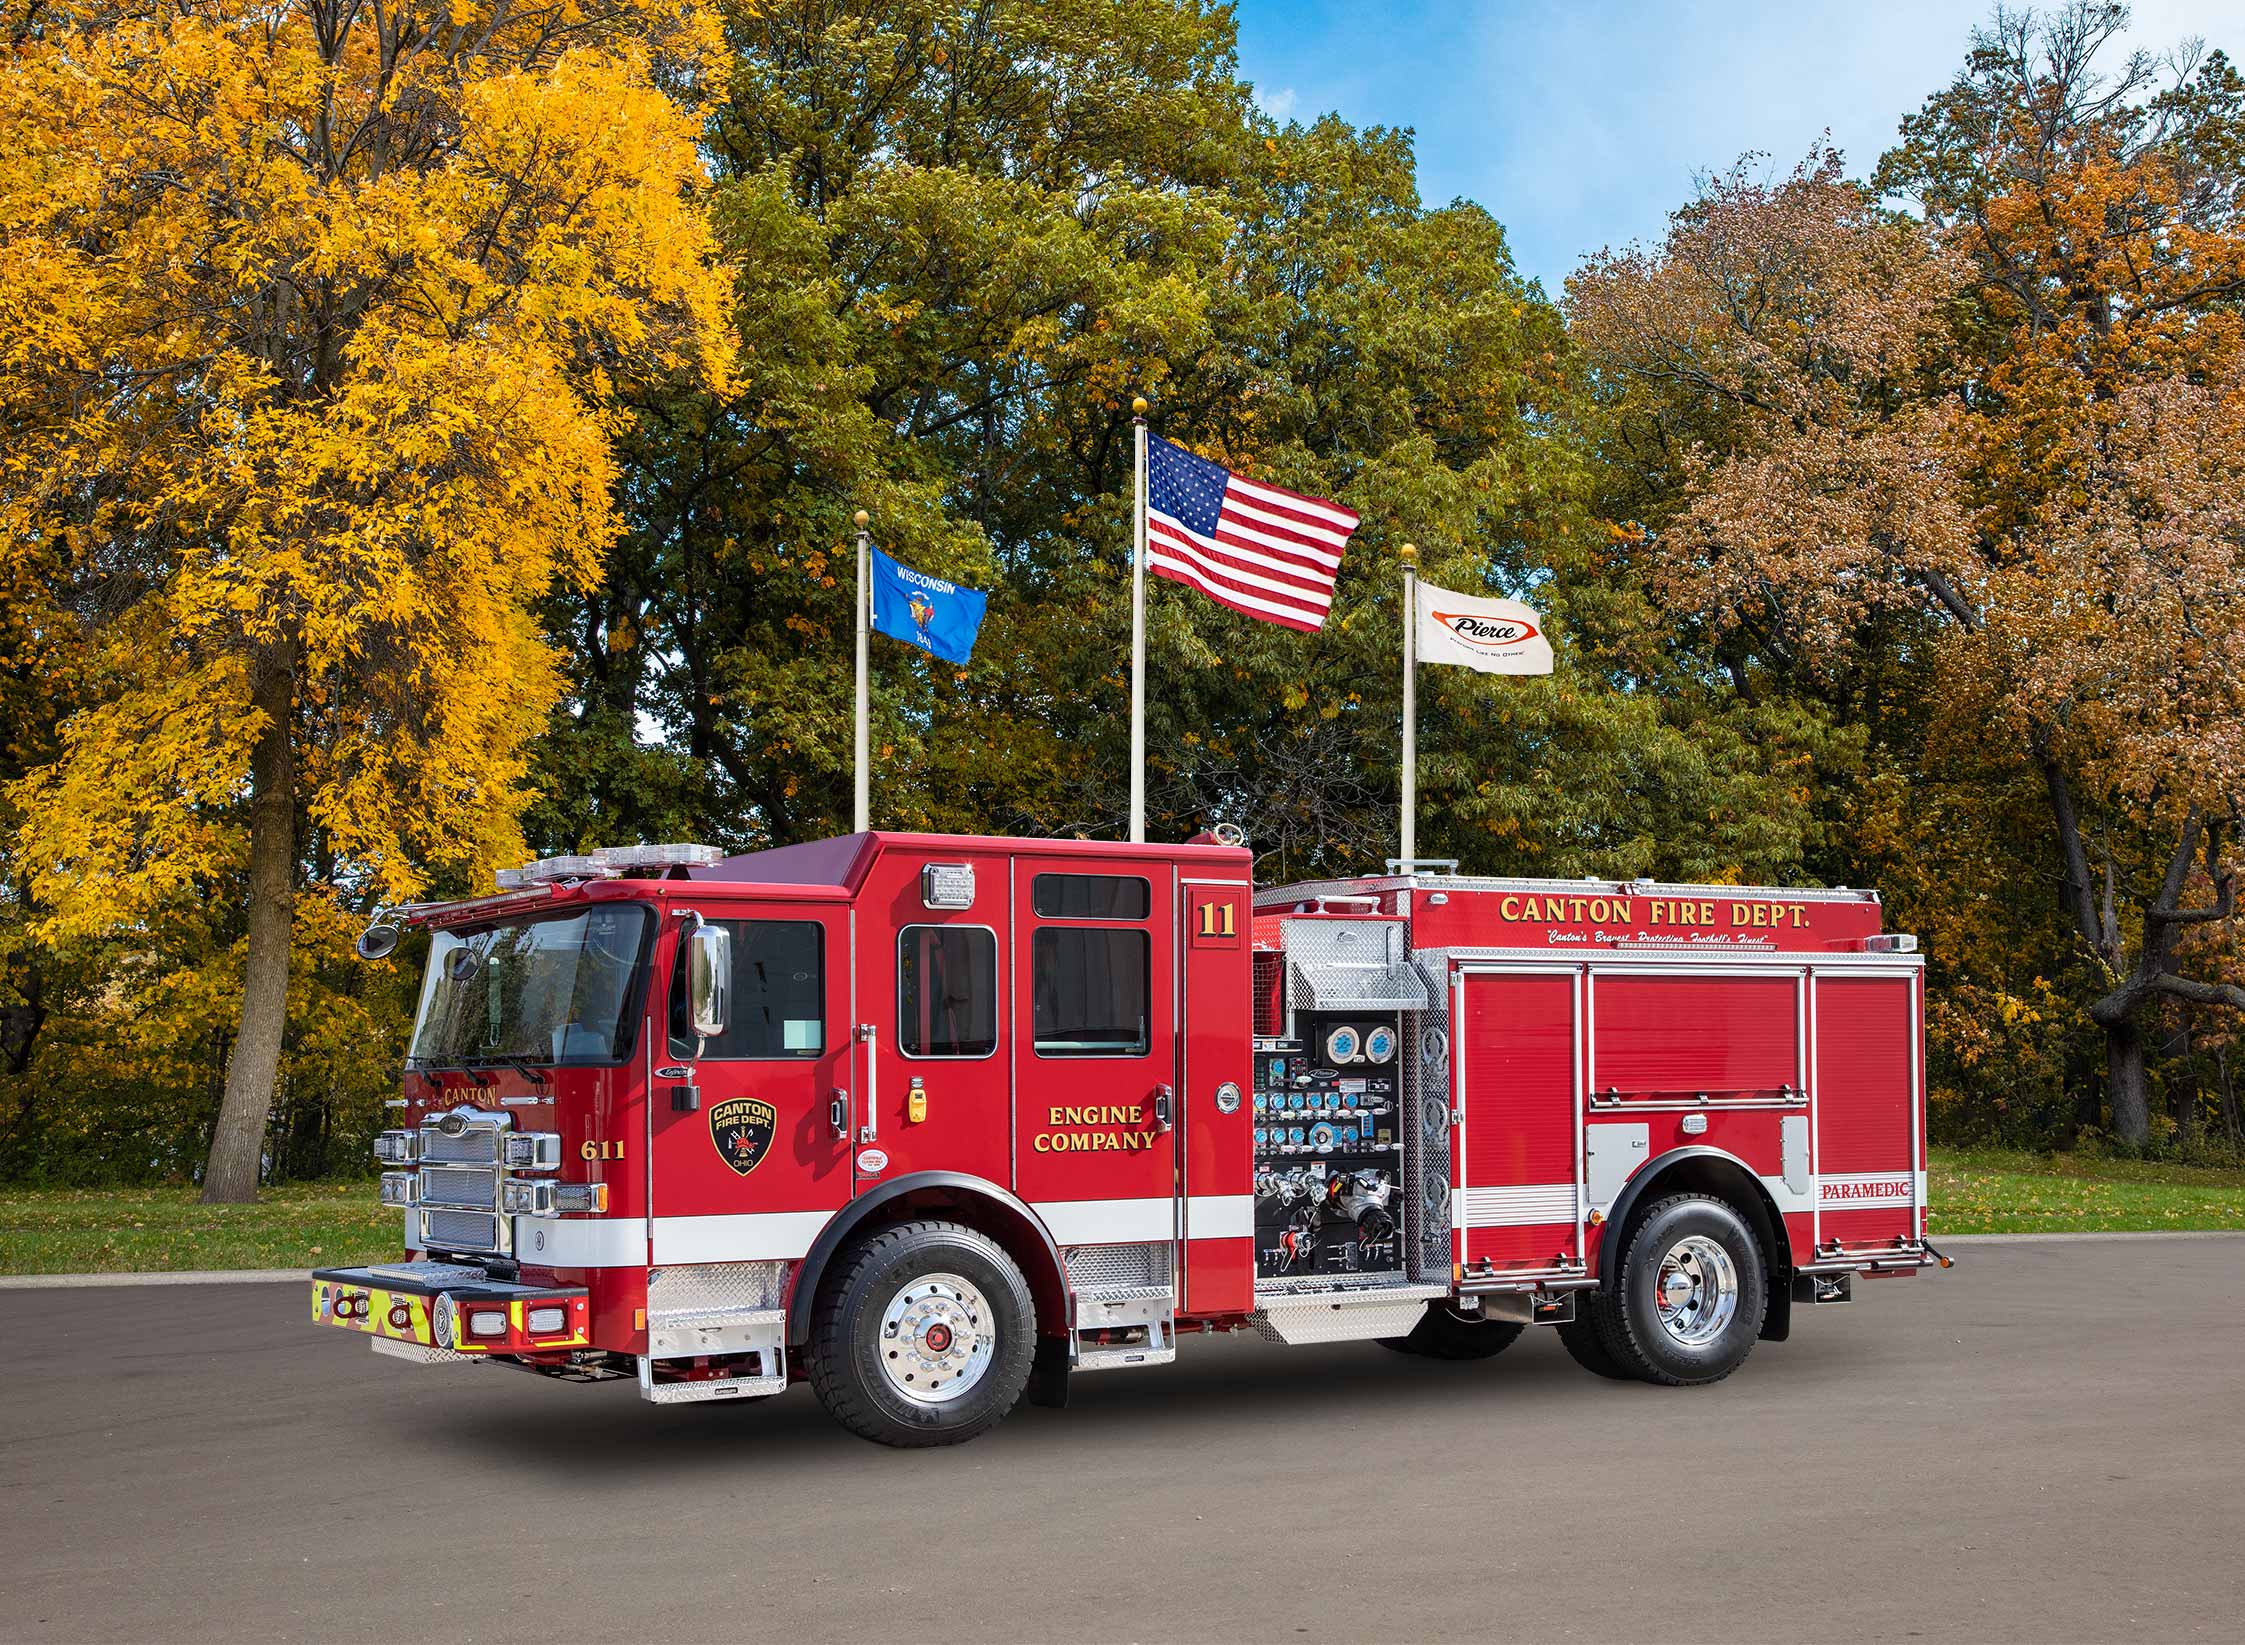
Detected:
[1025,1333,1071,1409]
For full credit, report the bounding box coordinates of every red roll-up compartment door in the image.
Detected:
[1591,972,1801,1101]
[1455,970,1581,1276]
[1813,974,1920,1247]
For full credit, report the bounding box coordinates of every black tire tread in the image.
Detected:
[1376,1304,1526,1360]
[806,1218,1034,1448]
[1554,1309,1634,1379]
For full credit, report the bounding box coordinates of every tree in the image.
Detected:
[541,0,1843,903]
[1,0,732,1198]
[1571,4,2245,1145]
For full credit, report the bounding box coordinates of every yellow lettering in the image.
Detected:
[1500,895,1520,920]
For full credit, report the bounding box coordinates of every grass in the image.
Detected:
[0,1182,400,1276]
[1,1149,2241,1275]
[1927,1146,2245,1234]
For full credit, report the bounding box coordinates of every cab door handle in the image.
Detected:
[1151,1085,1174,1132]
[828,1090,849,1142]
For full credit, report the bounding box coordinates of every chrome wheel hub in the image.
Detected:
[1653,1234,1739,1347]
[877,1272,994,1405]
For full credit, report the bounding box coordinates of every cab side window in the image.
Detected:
[898,926,999,1058]
[1032,927,1150,1057]
[670,919,824,1059]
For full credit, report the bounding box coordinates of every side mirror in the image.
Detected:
[685,922,731,1041]
[355,923,402,961]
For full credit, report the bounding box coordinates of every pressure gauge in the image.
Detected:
[1324,1024,1362,1063]
[1364,1025,1397,1064]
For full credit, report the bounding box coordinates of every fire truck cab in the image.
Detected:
[313,831,1942,1447]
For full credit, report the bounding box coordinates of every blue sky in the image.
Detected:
[1232,0,2237,294]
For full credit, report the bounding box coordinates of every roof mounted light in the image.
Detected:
[1863,933,1918,953]
[495,842,722,890]
[592,843,723,873]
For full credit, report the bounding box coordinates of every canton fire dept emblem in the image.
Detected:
[708,1097,777,1177]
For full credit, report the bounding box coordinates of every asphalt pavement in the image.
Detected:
[3,1236,2240,1643]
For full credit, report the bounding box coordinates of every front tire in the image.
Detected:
[1587,1194,1767,1386]
[807,1220,1036,1447]
[1376,1301,1525,1360]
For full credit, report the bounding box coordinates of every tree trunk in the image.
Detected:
[200,653,297,1204]
[2105,1017,2149,1147]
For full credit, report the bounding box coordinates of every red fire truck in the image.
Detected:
[313,830,1945,1446]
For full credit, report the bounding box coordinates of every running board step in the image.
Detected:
[1249,1282,1448,1346]
[639,1305,788,1402]
[1071,1284,1175,1371]
[1074,1341,1178,1373]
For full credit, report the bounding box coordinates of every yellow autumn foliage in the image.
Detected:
[1,0,733,925]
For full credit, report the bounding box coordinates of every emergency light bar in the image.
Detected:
[495,842,724,890]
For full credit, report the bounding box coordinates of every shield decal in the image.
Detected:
[708,1097,777,1177]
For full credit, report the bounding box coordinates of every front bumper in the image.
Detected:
[312,1261,590,1355]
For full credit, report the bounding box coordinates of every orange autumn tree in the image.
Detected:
[0,0,732,1199]
[1573,5,2245,1144]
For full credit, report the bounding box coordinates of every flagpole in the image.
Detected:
[1399,541,1417,867]
[854,509,870,834]
[1130,395,1148,844]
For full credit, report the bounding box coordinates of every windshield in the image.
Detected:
[408,905,653,1068]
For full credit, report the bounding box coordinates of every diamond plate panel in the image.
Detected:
[1063,1242,1171,1291]
[647,1260,790,1314]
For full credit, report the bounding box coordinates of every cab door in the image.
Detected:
[853,847,1014,1187]
[648,899,853,1264]
[1012,859,1178,1244]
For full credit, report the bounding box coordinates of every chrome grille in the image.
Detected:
[418,1166,499,1209]
[421,1128,500,1165]
[421,1209,503,1252]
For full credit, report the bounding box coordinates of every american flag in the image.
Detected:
[1145,434,1358,632]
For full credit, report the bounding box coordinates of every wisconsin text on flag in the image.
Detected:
[1145,434,1359,631]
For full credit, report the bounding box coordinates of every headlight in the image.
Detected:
[378,1172,416,1207]
[501,1179,555,1216]
[503,1132,562,1172]
[374,1130,419,1166]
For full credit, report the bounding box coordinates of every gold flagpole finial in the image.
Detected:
[853,509,869,529]
[1132,396,1148,417]
[1399,541,1417,564]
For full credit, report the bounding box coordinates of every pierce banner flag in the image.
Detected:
[1413,580,1553,675]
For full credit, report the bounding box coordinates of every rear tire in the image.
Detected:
[1590,1194,1768,1387]
[1376,1301,1525,1360]
[807,1219,1036,1447]
[1554,1310,1634,1380]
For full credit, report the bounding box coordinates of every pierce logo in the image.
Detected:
[708,1097,777,1177]
[1432,611,1540,650]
